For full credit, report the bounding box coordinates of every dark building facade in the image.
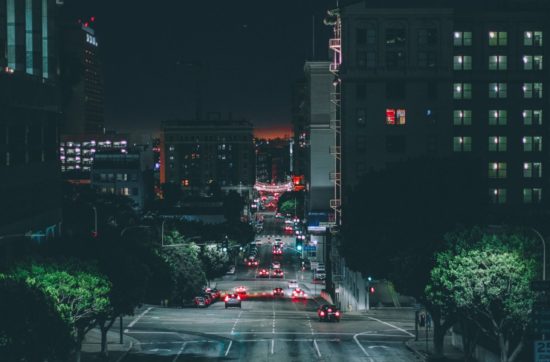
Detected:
[161,119,255,192]
[59,16,104,134]
[255,138,291,184]
[337,0,550,213]
[0,0,62,239]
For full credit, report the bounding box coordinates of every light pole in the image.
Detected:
[161,220,167,246]
[531,228,547,281]
[92,206,98,237]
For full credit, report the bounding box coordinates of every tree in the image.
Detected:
[426,230,538,362]
[160,244,206,304]
[163,229,187,245]
[0,276,73,362]
[277,191,304,217]
[10,261,112,362]
[200,244,231,283]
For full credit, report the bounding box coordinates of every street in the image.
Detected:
[120,215,419,361]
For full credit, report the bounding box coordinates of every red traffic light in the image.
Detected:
[369,287,375,294]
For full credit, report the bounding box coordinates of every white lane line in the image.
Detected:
[368,316,415,337]
[127,307,153,329]
[231,310,243,335]
[271,339,275,354]
[126,330,408,337]
[313,339,322,358]
[353,332,375,362]
[224,340,233,357]
[172,342,187,362]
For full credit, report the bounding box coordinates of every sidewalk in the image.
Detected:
[406,334,464,362]
[81,328,138,362]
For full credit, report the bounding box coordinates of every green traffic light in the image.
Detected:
[297,245,303,251]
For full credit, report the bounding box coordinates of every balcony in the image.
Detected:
[329,172,341,182]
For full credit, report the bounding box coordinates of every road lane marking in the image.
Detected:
[353,332,375,362]
[127,307,153,330]
[313,339,322,358]
[231,310,243,335]
[126,330,410,337]
[367,316,415,337]
[224,341,233,356]
[271,339,275,354]
[172,342,187,362]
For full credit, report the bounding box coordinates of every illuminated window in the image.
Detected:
[386,109,406,125]
[488,55,507,70]
[453,110,472,126]
[524,162,542,178]
[523,136,543,152]
[453,31,472,46]
[523,83,543,99]
[489,189,507,204]
[453,83,472,99]
[453,136,472,152]
[489,31,507,46]
[488,162,507,179]
[453,55,472,70]
[523,110,543,126]
[386,28,406,46]
[488,110,507,126]
[524,31,543,47]
[488,136,507,152]
[523,55,543,70]
[489,83,507,99]
[523,188,542,204]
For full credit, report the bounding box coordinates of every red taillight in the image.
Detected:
[320,311,325,316]
[328,309,332,313]
[335,311,340,316]
[237,295,241,300]
[225,296,229,302]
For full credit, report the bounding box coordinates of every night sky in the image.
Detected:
[63,0,337,138]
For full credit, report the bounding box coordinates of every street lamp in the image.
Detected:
[92,206,98,237]
[531,228,547,281]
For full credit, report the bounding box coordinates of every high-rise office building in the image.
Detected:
[336,0,550,212]
[0,0,62,240]
[59,16,104,134]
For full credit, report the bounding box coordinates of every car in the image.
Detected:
[272,261,281,269]
[225,293,242,309]
[272,247,283,255]
[246,259,259,267]
[201,293,213,305]
[235,286,247,296]
[288,280,299,289]
[273,287,284,297]
[204,288,220,299]
[291,288,307,299]
[272,269,284,278]
[275,238,282,243]
[258,269,270,278]
[317,305,341,322]
[194,296,207,308]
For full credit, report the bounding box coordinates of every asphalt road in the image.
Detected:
[121,215,419,361]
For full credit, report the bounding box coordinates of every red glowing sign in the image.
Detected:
[386,109,396,125]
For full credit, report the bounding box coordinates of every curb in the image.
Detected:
[405,339,427,361]
[115,340,134,362]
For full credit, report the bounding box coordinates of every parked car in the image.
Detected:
[194,296,207,308]
[204,288,220,300]
[201,293,212,305]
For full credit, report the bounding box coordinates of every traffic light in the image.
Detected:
[296,237,303,251]
[222,236,229,250]
[369,287,375,294]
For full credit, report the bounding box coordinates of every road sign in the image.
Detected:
[305,245,316,251]
[535,341,550,362]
